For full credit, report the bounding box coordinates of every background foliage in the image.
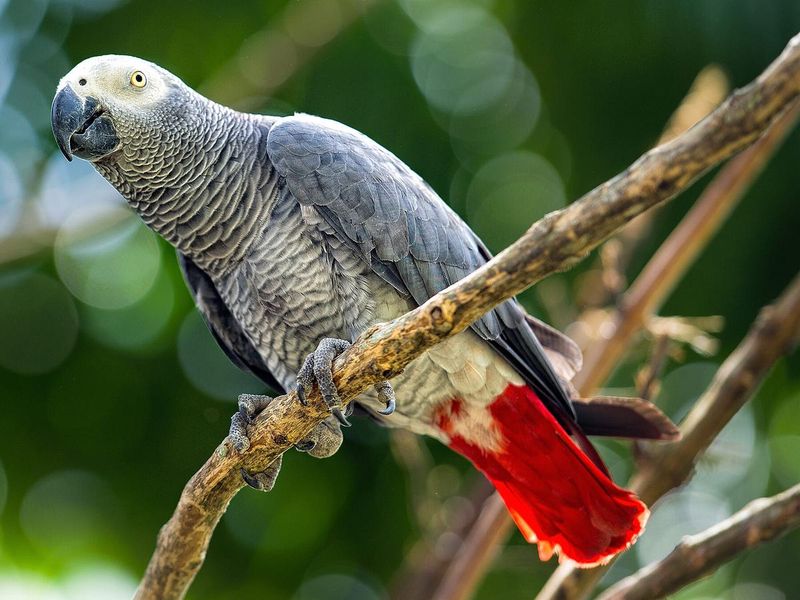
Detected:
[0,1,798,598]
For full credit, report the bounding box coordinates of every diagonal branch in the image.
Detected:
[574,99,800,392]
[597,483,800,600]
[536,270,800,600]
[133,32,800,600]
[429,66,800,600]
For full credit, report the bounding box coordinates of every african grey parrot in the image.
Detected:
[51,55,678,566]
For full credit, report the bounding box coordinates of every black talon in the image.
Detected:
[331,407,351,427]
[296,383,307,406]
[241,468,260,490]
[378,396,396,416]
[375,381,396,416]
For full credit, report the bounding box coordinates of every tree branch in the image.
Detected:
[429,56,800,600]
[575,99,800,393]
[537,270,800,600]
[597,483,800,600]
[134,32,800,600]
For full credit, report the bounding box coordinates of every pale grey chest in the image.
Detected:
[211,191,379,390]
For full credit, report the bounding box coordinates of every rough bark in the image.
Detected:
[597,484,800,600]
[535,272,800,600]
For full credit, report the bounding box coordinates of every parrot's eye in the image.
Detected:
[130,71,147,88]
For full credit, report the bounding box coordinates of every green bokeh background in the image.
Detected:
[0,1,799,598]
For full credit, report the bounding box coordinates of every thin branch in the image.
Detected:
[599,65,731,297]
[537,271,800,600]
[574,99,800,392]
[635,334,671,402]
[597,483,800,600]
[133,33,800,600]
[633,271,800,504]
[429,59,800,600]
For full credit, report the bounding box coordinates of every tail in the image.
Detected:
[435,384,648,567]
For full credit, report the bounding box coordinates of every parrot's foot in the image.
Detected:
[295,337,396,426]
[241,455,282,492]
[229,393,273,453]
[229,394,344,491]
[295,415,344,458]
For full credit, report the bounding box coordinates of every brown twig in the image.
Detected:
[574,99,800,393]
[635,334,671,402]
[599,65,731,299]
[426,59,800,600]
[537,271,800,600]
[133,33,800,600]
[597,483,800,600]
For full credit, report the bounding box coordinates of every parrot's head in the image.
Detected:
[51,55,198,164]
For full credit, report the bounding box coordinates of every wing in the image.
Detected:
[177,252,284,394]
[267,114,578,425]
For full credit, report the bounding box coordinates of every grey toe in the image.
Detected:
[241,455,282,492]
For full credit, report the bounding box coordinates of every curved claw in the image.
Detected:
[374,381,396,415]
[378,395,396,415]
[295,439,316,452]
[331,407,352,427]
[295,383,308,406]
[240,456,282,492]
[241,468,261,489]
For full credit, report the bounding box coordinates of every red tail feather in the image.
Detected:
[435,384,648,567]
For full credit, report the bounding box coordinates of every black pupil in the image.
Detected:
[78,78,86,86]
[135,74,143,83]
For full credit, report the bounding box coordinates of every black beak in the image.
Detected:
[51,85,118,162]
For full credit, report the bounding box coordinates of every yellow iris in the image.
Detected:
[130,70,147,88]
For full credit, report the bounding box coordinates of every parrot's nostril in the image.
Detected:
[78,78,87,86]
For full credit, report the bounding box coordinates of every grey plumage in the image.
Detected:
[51,55,675,443]
[51,57,683,564]
[267,114,576,422]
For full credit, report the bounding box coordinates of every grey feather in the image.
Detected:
[268,114,578,423]
[177,251,284,394]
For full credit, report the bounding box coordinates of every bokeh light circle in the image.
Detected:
[83,266,176,352]
[177,311,264,401]
[293,574,384,600]
[19,470,120,557]
[0,153,24,238]
[410,7,516,116]
[635,488,731,567]
[466,151,565,250]
[54,208,162,310]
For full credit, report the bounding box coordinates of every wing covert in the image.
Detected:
[267,114,577,422]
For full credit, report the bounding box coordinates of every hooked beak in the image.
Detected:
[51,85,118,162]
